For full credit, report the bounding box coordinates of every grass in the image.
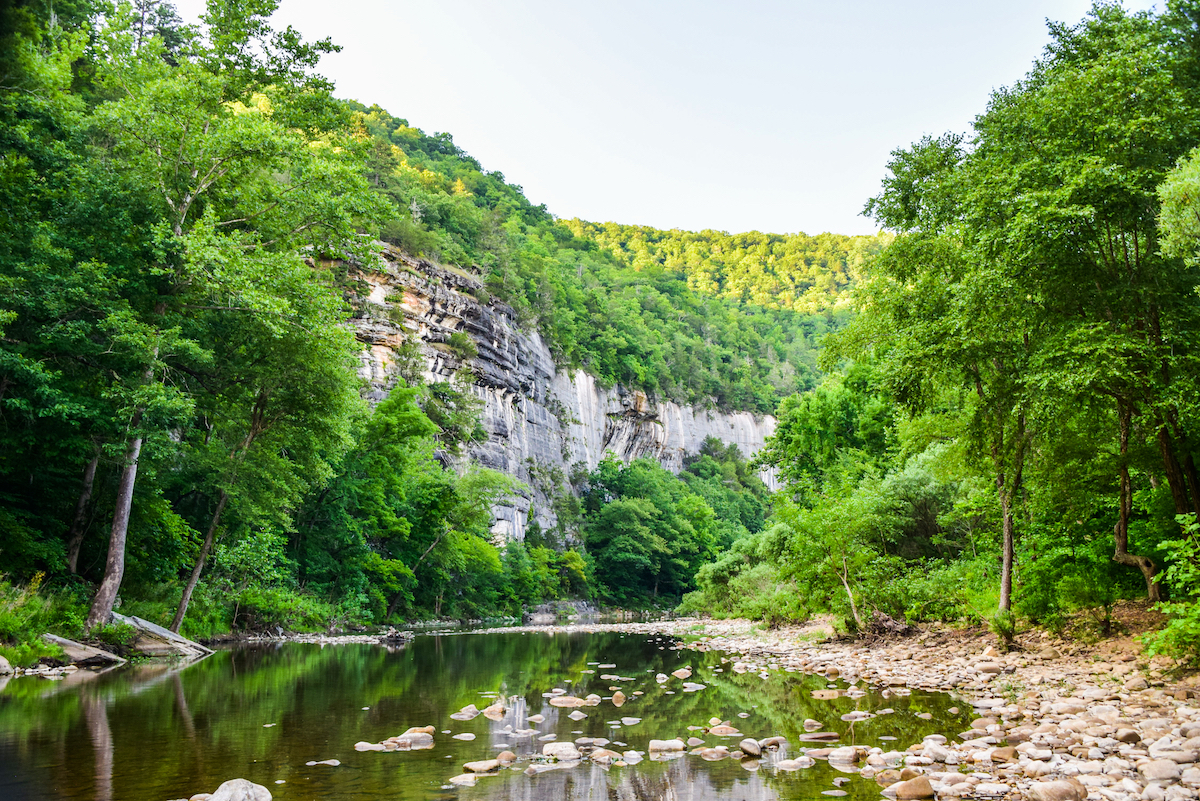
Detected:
[0,574,85,667]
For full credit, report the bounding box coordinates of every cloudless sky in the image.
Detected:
[177,0,1159,236]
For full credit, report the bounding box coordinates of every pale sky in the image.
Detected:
[177,0,1159,236]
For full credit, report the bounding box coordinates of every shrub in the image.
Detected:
[1146,517,1200,665]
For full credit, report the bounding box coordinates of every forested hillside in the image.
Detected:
[350,103,873,412]
[0,0,828,660]
[683,1,1200,662]
[4,0,1200,667]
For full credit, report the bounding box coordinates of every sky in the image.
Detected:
[175,0,1160,237]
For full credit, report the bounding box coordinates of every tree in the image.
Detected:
[80,0,385,630]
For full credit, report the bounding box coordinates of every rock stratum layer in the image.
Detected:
[349,246,777,541]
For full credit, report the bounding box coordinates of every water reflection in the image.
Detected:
[0,632,971,801]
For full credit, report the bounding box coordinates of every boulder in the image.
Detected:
[589,748,622,765]
[463,759,499,773]
[1027,779,1088,801]
[893,776,935,799]
[828,746,861,763]
[1141,760,1182,782]
[992,746,1017,763]
[739,738,761,757]
[497,751,517,765]
[0,655,11,675]
[648,738,686,752]
[208,779,271,801]
[543,742,581,760]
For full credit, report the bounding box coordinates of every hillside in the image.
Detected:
[352,102,877,413]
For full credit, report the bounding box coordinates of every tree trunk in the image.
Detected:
[85,433,144,631]
[1163,411,1200,524]
[838,557,863,630]
[1114,403,1161,601]
[66,447,101,574]
[170,490,229,633]
[998,487,1015,612]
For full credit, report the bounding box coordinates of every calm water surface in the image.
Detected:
[0,631,972,801]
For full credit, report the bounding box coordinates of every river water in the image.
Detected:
[0,630,971,800]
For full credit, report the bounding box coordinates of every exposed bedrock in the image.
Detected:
[350,246,778,541]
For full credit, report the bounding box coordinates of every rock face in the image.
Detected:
[350,246,778,541]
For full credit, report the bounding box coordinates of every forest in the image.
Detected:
[1,0,1199,667]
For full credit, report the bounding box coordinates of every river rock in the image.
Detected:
[481,702,505,720]
[543,742,581,760]
[549,696,586,708]
[450,704,479,721]
[976,783,1011,796]
[672,667,692,679]
[497,751,517,765]
[876,769,904,786]
[649,738,686,752]
[208,779,272,801]
[709,724,740,736]
[923,743,952,762]
[828,746,862,763]
[804,718,824,730]
[463,759,499,773]
[1028,779,1088,801]
[740,738,762,757]
[1141,760,1182,781]
[0,656,11,675]
[612,691,626,706]
[1038,647,1062,660]
[354,741,385,751]
[893,776,935,799]
[590,748,622,765]
[992,746,1017,762]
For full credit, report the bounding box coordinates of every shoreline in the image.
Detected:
[9,615,1199,801]
[464,616,1200,801]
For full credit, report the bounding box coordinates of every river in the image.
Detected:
[0,629,971,800]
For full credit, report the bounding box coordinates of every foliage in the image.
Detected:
[1146,517,1200,664]
[582,441,768,604]
[355,103,870,413]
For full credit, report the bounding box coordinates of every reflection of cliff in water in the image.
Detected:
[466,757,780,801]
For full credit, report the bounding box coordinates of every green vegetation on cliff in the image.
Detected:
[351,102,877,412]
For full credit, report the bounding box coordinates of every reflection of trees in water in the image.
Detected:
[469,757,779,801]
[3,632,975,801]
[81,694,112,801]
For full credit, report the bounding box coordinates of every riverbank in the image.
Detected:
[465,614,1199,801]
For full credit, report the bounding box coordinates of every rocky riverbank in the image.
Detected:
[465,616,1199,801]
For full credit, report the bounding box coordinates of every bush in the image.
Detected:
[1146,518,1200,665]
[234,586,337,633]
[0,574,86,666]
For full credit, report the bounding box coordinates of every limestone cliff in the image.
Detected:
[350,245,777,540]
